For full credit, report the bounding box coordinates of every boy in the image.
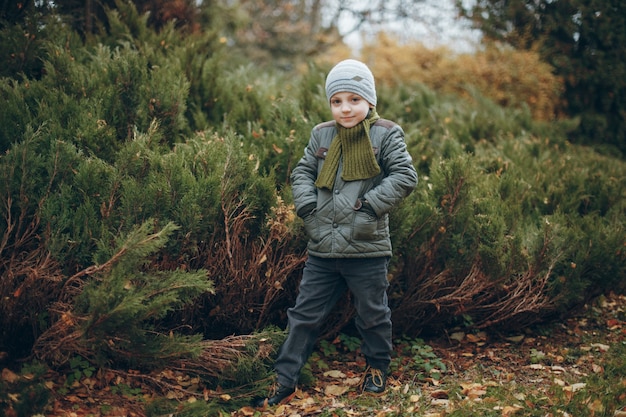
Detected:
[253,59,417,407]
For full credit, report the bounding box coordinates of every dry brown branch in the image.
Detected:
[393,224,560,334]
[196,189,305,335]
[0,244,64,351]
[470,234,560,329]
[106,333,277,400]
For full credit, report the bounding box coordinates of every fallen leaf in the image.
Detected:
[424,377,441,386]
[466,332,486,343]
[592,363,604,373]
[324,370,346,378]
[1,369,19,383]
[431,398,450,406]
[505,335,525,343]
[590,343,610,352]
[614,406,626,417]
[587,398,604,412]
[237,406,256,416]
[344,377,361,386]
[461,383,487,399]
[450,332,465,342]
[324,384,349,396]
[431,389,449,399]
[563,383,586,392]
[500,405,524,416]
[606,318,621,328]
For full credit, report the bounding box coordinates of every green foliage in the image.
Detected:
[0,7,63,80]
[0,0,623,383]
[392,338,447,381]
[65,356,96,386]
[338,334,361,353]
[75,221,213,368]
[110,383,144,398]
[461,0,626,155]
[216,327,286,389]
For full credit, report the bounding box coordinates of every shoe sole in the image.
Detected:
[362,389,386,397]
[256,390,297,408]
[278,390,297,405]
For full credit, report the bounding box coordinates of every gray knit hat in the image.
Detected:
[325,59,377,106]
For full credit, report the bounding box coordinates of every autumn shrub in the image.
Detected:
[33,221,213,368]
[0,7,301,361]
[0,1,624,377]
[0,128,77,357]
[363,33,564,121]
[388,120,625,334]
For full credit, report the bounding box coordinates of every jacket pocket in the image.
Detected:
[303,211,321,242]
[352,211,378,241]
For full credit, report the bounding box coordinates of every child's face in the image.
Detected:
[329,92,372,128]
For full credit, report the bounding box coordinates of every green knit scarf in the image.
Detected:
[315,109,381,190]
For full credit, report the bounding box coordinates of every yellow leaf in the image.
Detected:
[591,343,610,352]
[324,384,349,396]
[505,335,525,343]
[587,399,604,412]
[563,383,586,392]
[450,332,465,341]
[237,406,256,416]
[323,370,346,378]
[501,405,523,416]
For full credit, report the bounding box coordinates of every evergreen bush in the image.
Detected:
[0,1,624,391]
[34,221,213,368]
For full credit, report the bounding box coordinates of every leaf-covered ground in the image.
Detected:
[4,294,626,416]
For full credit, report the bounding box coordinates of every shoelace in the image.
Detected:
[362,366,385,388]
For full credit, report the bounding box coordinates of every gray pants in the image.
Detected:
[274,255,392,388]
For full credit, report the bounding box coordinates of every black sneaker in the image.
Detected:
[251,383,296,408]
[361,366,387,396]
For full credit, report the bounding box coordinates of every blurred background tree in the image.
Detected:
[459,0,626,155]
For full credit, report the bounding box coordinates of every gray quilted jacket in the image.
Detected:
[291,118,418,258]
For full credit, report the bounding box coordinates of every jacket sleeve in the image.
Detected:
[290,130,320,217]
[365,124,418,216]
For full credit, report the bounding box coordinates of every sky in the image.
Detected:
[334,0,482,53]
